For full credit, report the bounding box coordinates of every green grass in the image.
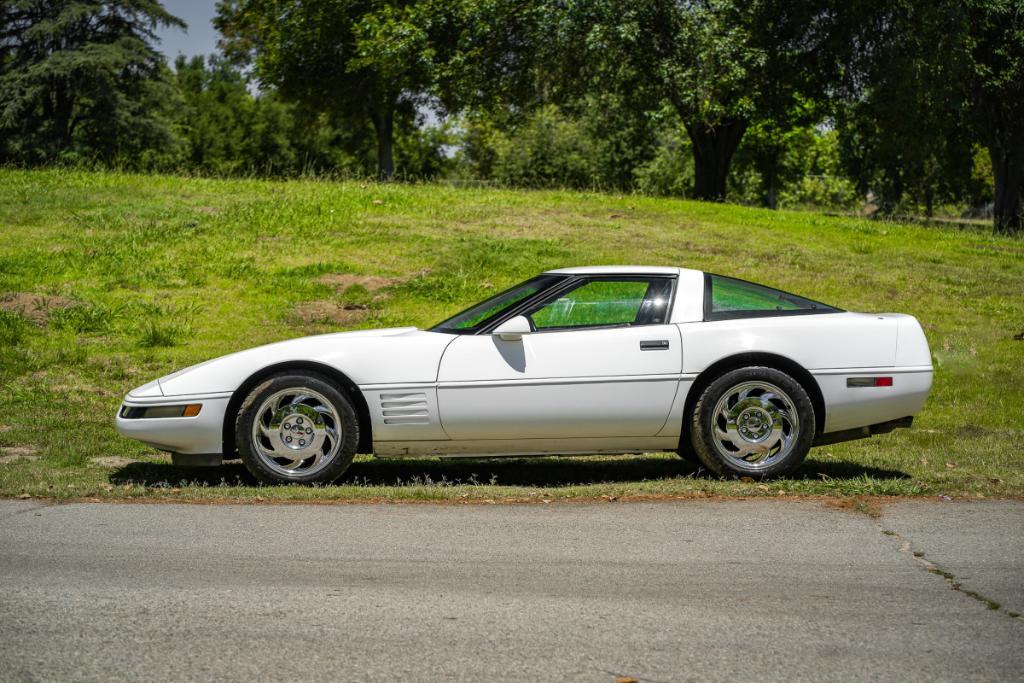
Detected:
[1,167,1022,503]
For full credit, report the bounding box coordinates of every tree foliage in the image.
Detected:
[959,0,1024,233]
[554,0,854,201]
[837,0,1023,231]
[0,0,1019,232]
[0,0,184,164]
[215,0,456,179]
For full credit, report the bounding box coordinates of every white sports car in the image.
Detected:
[116,266,932,482]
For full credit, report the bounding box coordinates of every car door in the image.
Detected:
[436,276,682,440]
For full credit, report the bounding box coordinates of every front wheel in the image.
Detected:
[690,367,815,479]
[235,373,359,484]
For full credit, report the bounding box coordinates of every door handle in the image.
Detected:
[639,340,670,350]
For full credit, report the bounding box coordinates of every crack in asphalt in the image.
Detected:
[882,528,1022,620]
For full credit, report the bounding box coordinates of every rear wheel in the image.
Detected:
[235,373,359,484]
[690,367,814,479]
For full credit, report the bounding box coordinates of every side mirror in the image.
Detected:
[492,315,531,341]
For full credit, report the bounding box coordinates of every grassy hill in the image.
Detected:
[1,168,1021,502]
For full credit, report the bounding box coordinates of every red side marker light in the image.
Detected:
[847,377,893,388]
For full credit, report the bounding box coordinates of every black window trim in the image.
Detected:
[481,274,679,335]
[429,274,568,335]
[702,272,843,322]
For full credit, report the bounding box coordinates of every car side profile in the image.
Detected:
[116,266,933,482]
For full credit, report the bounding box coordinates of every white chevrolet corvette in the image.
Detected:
[116,266,932,482]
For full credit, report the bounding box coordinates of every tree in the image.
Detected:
[959,0,1024,234]
[738,99,821,209]
[216,0,453,179]
[0,0,184,164]
[837,0,1023,232]
[556,0,853,201]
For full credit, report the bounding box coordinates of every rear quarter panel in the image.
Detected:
[679,312,932,432]
[679,312,898,372]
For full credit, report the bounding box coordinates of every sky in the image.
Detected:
[154,1,220,61]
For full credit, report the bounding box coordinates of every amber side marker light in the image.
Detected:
[847,377,893,388]
[120,404,203,419]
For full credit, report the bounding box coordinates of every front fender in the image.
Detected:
[156,328,453,396]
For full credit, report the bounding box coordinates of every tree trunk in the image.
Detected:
[765,170,779,210]
[52,83,74,151]
[990,145,1024,235]
[369,106,395,181]
[756,148,781,210]
[685,119,748,202]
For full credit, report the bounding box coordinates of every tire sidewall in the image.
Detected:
[235,373,360,484]
[690,366,815,479]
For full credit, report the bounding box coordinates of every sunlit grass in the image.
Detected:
[0,167,1021,502]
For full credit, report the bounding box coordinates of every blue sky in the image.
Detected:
[154,1,220,60]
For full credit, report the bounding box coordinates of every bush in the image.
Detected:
[457,106,599,189]
[633,126,694,197]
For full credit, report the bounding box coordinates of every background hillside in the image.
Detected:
[1,169,1021,501]
[2,1,1022,232]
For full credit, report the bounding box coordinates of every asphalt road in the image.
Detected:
[1,499,1021,682]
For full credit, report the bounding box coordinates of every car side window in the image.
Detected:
[706,274,839,320]
[527,277,673,331]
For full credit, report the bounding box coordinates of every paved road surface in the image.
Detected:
[1,499,1021,681]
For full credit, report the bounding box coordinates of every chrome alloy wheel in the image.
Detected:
[710,381,800,471]
[250,387,342,478]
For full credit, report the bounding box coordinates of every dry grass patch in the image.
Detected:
[291,301,370,326]
[89,456,139,468]
[0,446,40,464]
[315,273,404,291]
[0,292,75,325]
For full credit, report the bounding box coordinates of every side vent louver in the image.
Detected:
[380,392,430,425]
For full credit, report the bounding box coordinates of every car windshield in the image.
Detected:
[431,275,563,333]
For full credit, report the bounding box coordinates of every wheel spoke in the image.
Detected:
[280,455,307,470]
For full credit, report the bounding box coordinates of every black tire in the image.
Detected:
[235,372,360,484]
[689,366,815,479]
[676,440,699,465]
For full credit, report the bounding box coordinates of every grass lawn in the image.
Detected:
[1,168,1021,503]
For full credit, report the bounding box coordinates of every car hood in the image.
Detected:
[135,327,456,398]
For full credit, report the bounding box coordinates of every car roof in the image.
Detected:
[543,265,701,277]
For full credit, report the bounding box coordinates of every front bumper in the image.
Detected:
[115,393,231,456]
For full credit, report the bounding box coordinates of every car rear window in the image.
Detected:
[705,274,840,320]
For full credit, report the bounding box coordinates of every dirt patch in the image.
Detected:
[0,455,39,464]
[0,292,75,325]
[291,301,369,326]
[315,268,430,293]
[90,456,137,468]
[0,445,39,465]
[315,274,402,291]
[0,446,40,464]
[824,496,884,518]
[956,424,989,439]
